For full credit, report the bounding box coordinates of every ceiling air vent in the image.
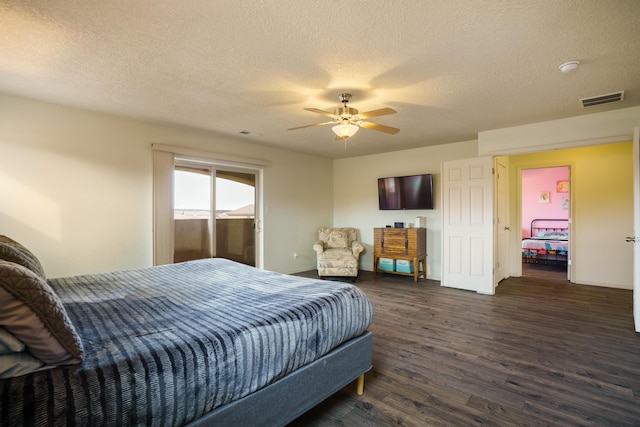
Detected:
[580,91,624,108]
[238,130,261,136]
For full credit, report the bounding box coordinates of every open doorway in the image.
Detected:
[520,166,570,280]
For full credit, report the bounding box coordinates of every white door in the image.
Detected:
[566,167,573,282]
[631,127,640,332]
[495,158,508,286]
[442,156,494,294]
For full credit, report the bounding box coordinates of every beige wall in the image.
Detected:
[2,92,636,289]
[333,140,479,280]
[479,106,640,155]
[0,93,331,277]
[507,142,633,289]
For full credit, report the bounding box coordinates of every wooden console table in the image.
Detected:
[373,227,427,282]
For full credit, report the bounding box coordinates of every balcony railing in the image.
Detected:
[174,217,255,266]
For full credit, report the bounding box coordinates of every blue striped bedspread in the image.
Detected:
[0,258,373,426]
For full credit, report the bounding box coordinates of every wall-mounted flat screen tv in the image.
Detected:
[378,173,434,210]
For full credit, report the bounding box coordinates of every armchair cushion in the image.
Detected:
[318,228,351,249]
[316,248,359,270]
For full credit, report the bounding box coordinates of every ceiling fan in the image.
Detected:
[288,93,399,140]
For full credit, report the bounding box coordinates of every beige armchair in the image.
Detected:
[313,227,364,281]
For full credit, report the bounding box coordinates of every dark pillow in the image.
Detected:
[0,261,83,365]
[0,235,46,279]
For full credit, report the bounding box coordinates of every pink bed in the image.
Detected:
[522,219,568,265]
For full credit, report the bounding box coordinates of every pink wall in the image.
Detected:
[521,166,569,238]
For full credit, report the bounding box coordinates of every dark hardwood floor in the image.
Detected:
[522,261,568,281]
[289,269,640,426]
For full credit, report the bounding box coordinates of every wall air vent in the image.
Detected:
[580,91,624,108]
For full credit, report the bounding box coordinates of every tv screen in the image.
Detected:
[378,173,434,210]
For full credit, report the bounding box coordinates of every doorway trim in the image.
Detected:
[516,163,573,281]
[152,144,268,268]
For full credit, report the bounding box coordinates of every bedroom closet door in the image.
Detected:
[441,156,494,294]
[631,127,639,332]
[495,158,508,285]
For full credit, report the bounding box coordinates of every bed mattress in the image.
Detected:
[0,258,373,426]
[521,239,568,252]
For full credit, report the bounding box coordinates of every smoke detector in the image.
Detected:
[559,61,580,73]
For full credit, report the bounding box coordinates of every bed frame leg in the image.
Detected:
[356,374,365,395]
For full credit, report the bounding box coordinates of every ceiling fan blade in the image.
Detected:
[287,121,335,131]
[359,121,400,134]
[357,107,397,119]
[304,108,336,118]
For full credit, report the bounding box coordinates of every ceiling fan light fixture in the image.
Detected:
[332,122,359,138]
[288,93,398,139]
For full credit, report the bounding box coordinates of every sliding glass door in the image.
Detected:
[174,166,212,262]
[214,170,256,266]
[173,163,257,266]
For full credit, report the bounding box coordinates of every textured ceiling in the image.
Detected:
[1,0,639,159]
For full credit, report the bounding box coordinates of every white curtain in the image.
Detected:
[153,149,175,265]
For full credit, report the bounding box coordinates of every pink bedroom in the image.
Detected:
[521,166,570,275]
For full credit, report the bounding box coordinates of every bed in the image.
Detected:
[521,218,569,265]
[0,235,373,426]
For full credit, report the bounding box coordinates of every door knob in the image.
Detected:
[625,236,638,243]
[504,226,510,231]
